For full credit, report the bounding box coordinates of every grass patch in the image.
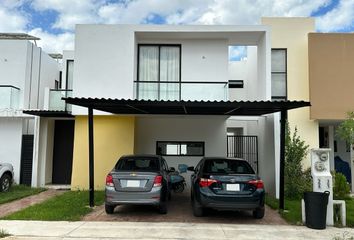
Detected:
[2,190,104,221]
[266,194,354,227]
[345,198,354,227]
[265,194,279,210]
[0,185,46,205]
[0,229,10,238]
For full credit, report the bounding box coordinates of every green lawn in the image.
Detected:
[2,190,104,221]
[0,185,46,205]
[265,194,354,227]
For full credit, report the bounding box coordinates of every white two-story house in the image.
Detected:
[30,20,313,199]
[0,33,59,185]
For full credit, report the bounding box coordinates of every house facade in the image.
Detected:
[27,17,353,197]
[0,34,59,185]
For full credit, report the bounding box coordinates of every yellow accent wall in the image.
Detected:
[262,17,319,168]
[71,116,135,190]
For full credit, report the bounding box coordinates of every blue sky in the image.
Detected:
[0,0,353,54]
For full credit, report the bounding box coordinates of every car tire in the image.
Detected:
[253,207,265,219]
[105,204,115,214]
[0,173,11,192]
[158,201,168,214]
[192,199,204,217]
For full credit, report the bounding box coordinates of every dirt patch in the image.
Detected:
[83,192,287,225]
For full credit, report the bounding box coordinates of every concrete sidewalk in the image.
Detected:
[1,221,353,240]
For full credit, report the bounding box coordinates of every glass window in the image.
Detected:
[66,60,74,90]
[137,45,180,101]
[116,157,160,171]
[203,159,255,174]
[156,141,204,156]
[271,49,287,101]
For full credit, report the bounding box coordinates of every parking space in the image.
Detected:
[83,192,287,225]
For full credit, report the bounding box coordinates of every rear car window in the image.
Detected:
[116,157,160,171]
[203,159,255,174]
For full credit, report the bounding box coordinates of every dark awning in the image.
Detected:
[63,97,310,116]
[23,110,74,118]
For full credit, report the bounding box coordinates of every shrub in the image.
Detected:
[333,172,350,200]
[284,124,311,200]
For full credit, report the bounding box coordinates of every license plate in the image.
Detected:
[226,184,240,191]
[127,180,140,187]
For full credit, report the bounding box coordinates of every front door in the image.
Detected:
[52,120,75,184]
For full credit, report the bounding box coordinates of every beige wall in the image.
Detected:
[262,17,319,168]
[309,33,354,120]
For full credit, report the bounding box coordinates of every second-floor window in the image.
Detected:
[137,44,181,100]
[66,60,74,90]
[271,49,287,101]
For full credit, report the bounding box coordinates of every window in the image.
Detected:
[66,60,74,90]
[137,45,181,100]
[156,141,204,156]
[116,157,160,171]
[203,158,255,174]
[271,49,287,101]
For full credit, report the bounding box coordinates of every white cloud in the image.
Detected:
[316,0,354,32]
[28,28,74,53]
[229,46,247,61]
[1,0,353,54]
[31,0,101,30]
[0,1,28,32]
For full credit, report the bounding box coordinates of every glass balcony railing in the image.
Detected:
[0,85,20,109]
[134,81,228,101]
[48,89,72,111]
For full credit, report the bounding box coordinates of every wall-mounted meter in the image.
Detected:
[311,148,333,225]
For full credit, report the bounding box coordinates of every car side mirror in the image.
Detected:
[168,167,176,172]
[187,166,195,172]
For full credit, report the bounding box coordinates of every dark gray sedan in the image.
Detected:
[189,157,265,218]
[105,154,171,214]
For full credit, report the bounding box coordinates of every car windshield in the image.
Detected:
[115,157,159,171]
[203,159,255,174]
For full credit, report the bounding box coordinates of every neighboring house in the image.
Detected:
[0,33,59,186]
[308,33,354,191]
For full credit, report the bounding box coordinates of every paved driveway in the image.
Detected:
[83,192,287,225]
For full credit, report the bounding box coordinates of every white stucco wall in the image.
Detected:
[73,24,269,114]
[0,118,23,183]
[0,40,28,110]
[134,116,227,187]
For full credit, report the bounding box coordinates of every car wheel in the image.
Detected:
[253,207,265,219]
[105,204,115,214]
[158,201,168,214]
[192,199,204,217]
[0,174,11,192]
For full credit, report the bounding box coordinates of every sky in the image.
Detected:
[0,0,353,57]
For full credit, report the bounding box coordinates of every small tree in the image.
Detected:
[285,123,311,199]
[337,111,354,145]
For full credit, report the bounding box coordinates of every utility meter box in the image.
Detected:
[311,148,333,225]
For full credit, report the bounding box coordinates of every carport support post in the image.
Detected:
[88,107,94,207]
[279,110,288,210]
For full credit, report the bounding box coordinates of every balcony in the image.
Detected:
[134,81,228,101]
[48,89,72,111]
[0,85,20,109]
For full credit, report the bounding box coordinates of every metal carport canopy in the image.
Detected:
[64,98,310,116]
[64,97,311,210]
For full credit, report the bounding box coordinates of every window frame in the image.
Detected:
[271,48,287,101]
[66,59,74,90]
[137,44,182,100]
[156,141,205,157]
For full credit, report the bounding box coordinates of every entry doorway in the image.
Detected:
[52,120,75,184]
